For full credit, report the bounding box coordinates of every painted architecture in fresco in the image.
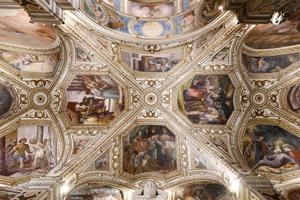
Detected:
[0,125,58,177]
[123,126,177,175]
[174,183,228,199]
[288,83,300,114]
[243,125,300,173]
[66,75,124,125]
[242,53,300,73]
[66,185,123,200]
[120,49,182,72]
[0,82,13,118]
[0,9,57,48]
[178,75,234,125]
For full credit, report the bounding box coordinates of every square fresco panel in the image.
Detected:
[66,185,123,200]
[123,125,177,175]
[243,125,300,173]
[174,183,228,200]
[287,84,300,114]
[178,75,234,125]
[0,125,58,177]
[121,49,182,72]
[66,75,125,125]
[242,53,300,73]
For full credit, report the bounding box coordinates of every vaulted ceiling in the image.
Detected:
[0,0,299,200]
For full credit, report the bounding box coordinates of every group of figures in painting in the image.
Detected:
[123,126,177,175]
[242,53,300,73]
[243,125,300,173]
[0,126,57,177]
[175,183,229,200]
[66,185,123,200]
[121,50,182,72]
[65,183,229,200]
[67,75,124,125]
[178,75,234,125]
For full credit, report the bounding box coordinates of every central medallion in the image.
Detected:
[143,91,159,107]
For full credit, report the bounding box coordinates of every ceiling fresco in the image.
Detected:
[0,125,59,178]
[178,74,234,125]
[0,9,58,48]
[0,1,299,200]
[244,19,300,49]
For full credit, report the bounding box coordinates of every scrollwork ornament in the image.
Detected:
[51,89,61,111]
[251,79,275,89]
[269,89,280,108]
[130,89,141,109]
[24,79,51,88]
[24,109,49,119]
[250,108,278,119]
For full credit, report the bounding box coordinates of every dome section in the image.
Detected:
[80,0,223,38]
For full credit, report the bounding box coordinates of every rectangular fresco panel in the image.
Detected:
[66,185,123,200]
[123,126,177,175]
[0,49,59,73]
[67,75,124,125]
[178,75,234,125]
[0,125,58,177]
[242,53,300,73]
[243,125,300,173]
[121,49,182,72]
[174,183,228,200]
